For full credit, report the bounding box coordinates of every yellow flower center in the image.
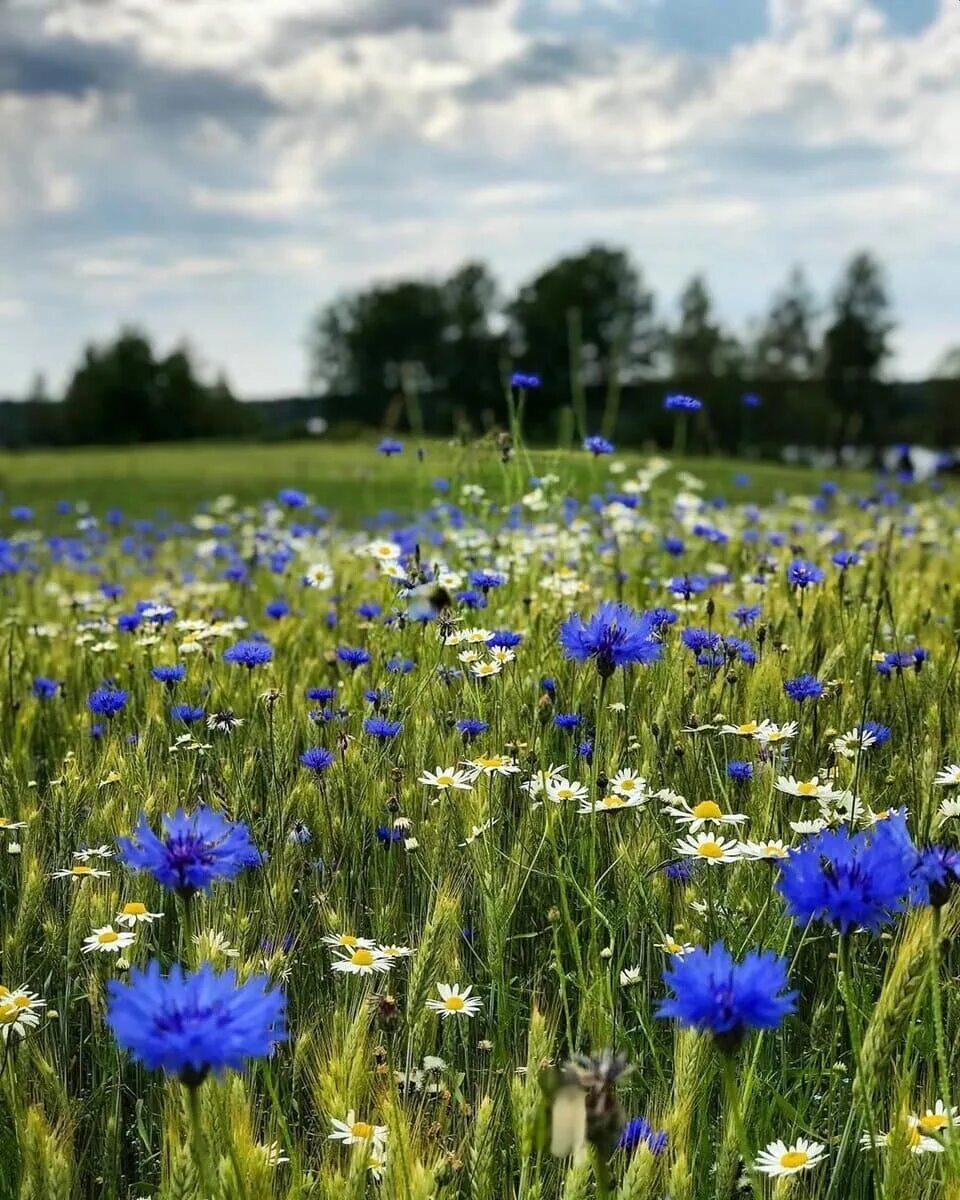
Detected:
[475,756,504,770]
[919,1113,948,1132]
[350,949,376,967]
[764,845,788,858]
[555,788,574,800]
[696,841,725,859]
[779,1150,809,1169]
[618,779,637,791]
[350,1121,374,1139]
[97,931,119,945]
[692,801,723,819]
[436,776,454,787]
[738,722,758,734]
[0,818,8,827]
[665,940,682,953]
[797,781,819,796]
[122,902,147,916]
[444,996,465,1011]
[338,935,359,947]
[0,1004,17,1026]
[72,866,92,876]
[601,795,625,808]
[766,731,786,742]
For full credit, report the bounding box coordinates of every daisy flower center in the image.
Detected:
[0,1005,18,1025]
[697,841,724,859]
[780,1150,809,1169]
[555,788,574,800]
[619,779,637,791]
[738,723,758,734]
[919,1113,948,1132]
[123,902,147,916]
[350,949,376,967]
[601,795,625,808]
[72,866,92,876]
[338,935,359,947]
[436,775,454,786]
[692,801,723,819]
[444,996,465,1011]
[350,1121,374,1139]
[797,782,818,795]
[97,931,120,945]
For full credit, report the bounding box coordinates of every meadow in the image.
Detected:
[0,432,958,1200]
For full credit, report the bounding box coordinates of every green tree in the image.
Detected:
[933,346,960,378]
[752,267,818,379]
[439,262,504,408]
[822,251,894,445]
[507,244,659,420]
[668,275,742,379]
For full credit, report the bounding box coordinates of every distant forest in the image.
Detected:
[4,243,960,454]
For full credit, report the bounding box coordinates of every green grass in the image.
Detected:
[0,439,955,1200]
[0,438,873,520]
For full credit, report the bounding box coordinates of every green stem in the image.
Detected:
[721,1053,758,1198]
[592,1143,613,1200]
[929,907,957,1175]
[186,1084,218,1199]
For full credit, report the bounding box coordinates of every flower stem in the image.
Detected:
[186,1084,218,1199]
[720,1053,758,1198]
[592,1143,613,1200]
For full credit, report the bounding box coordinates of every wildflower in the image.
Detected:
[87,686,128,717]
[916,845,960,907]
[207,709,244,734]
[727,761,753,783]
[418,766,472,791]
[322,933,375,950]
[465,753,520,778]
[459,819,498,846]
[303,562,334,589]
[364,717,402,740]
[755,1138,827,1176]
[775,775,838,799]
[377,944,414,960]
[223,640,273,668]
[331,947,391,976]
[547,777,590,804]
[336,646,371,669]
[106,961,285,1086]
[329,1111,388,1148]
[471,660,502,679]
[583,435,615,456]
[52,864,111,880]
[786,559,825,588]
[609,770,647,797]
[860,1124,943,1155]
[675,832,742,864]
[300,747,335,773]
[0,817,27,832]
[739,839,790,860]
[618,1117,668,1155]
[377,438,403,455]
[831,727,877,758]
[664,796,747,831]
[664,394,702,411]
[783,673,824,702]
[118,807,259,896]
[777,812,919,932]
[151,664,186,686]
[619,966,643,987]
[754,721,798,746]
[656,942,796,1048]
[0,985,46,1040]
[170,703,205,724]
[935,765,960,787]
[915,1101,960,1134]
[425,983,482,1019]
[731,604,761,626]
[82,925,136,954]
[32,676,59,699]
[656,935,696,956]
[720,719,772,737]
[117,902,163,927]
[560,601,661,677]
[510,371,541,389]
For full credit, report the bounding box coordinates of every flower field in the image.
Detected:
[2,441,959,1200]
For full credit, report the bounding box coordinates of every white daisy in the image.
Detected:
[328,1112,388,1148]
[116,902,163,927]
[832,728,877,759]
[417,766,473,792]
[82,925,137,954]
[0,986,46,1040]
[675,832,742,864]
[608,770,648,798]
[938,798,960,824]
[619,965,643,987]
[464,754,521,778]
[459,819,498,846]
[935,765,960,787]
[331,947,392,976]
[322,933,376,950]
[662,797,747,831]
[860,1124,944,1155]
[302,563,334,589]
[376,944,414,959]
[425,983,483,1019]
[577,793,646,814]
[51,864,111,880]
[754,721,798,746]
[914,1100,960,1134]
[738,840,790,860]
[775,775,837,799]
[655,936,696,957]
[720,719,773,737]
[521,765,567,798]
[0,817,27,832]
[755,1137,826,1177]
[471,660,503,679]
[547,777,590,804]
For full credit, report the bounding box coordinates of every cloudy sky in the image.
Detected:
[2,0,957,396]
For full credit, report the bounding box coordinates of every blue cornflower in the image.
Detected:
[723,636,756,665]
[783,673,824,703]
[786,559,825,588]
[560,601,661,678]
[553,712,582,731]
[510,371,541,389]
[731,604,761,626]
[860,720,891,746]
[583,435,614,456]
[151,664,186,687]
[356,601,382,619]
[540,676,556,695]
[456,588,486,609]
[777,813,919,933]
[741,392,761,409]
[306,686,337,702]
[663,535,685,556]
[364,717,402,740]
[376,824,405,844]
[664,393,702,412]
[456,717,488,742]
[657,942,797,1049]
[470,569,506,591]
[645,607,678,630]
[386,656,415,674]
[88,686,128,717]
[223,640,273,669]
[169,704,205,724]
[265,599,290,620]
[32,676,59,700]
[300,747,335,773]
[377,438,404,456]
[916,845,960,908]
[277,488,308,508]
[106,961,285,1086]
[664,860,695,882]
[118,807,259,896]
[667,575,708,599]
[117,612,141,633]
[365,687,390,705]
[727,760,753,783]
[832,550,861,569]
[489,629,522,648]
[681,627,721,654]
[336,646,371,669]
[618,1117,668,1155]
[575,739,594,763]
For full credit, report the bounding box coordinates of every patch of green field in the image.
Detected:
[0,438,873,520]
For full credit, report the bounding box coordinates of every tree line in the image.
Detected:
[4,244,960,450]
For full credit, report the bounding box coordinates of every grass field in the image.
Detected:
[0,436,957,1200]
[0,438,875,521]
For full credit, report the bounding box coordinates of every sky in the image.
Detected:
[1,0,957,396]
